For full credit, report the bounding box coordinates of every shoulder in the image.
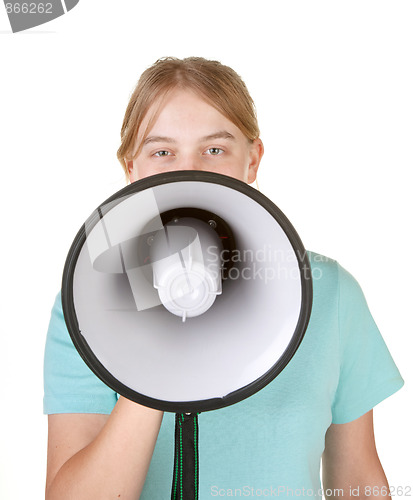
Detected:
[306,250,363,298]
[306,250,338,275]
[45,291,74,351]
[44,291,118,415]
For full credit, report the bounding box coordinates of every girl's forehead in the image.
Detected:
[136,88,238,142]
[144,88,213,122]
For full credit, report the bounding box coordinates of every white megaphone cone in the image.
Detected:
[62,170,312,412]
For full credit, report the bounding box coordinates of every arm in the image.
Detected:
[45,396,163,500]
[322,410,391,500]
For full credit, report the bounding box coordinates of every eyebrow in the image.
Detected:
[201,131,235,142]
[143,130,235,146]
[143,135,176,146]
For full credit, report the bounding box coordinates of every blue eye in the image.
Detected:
[206,147,224,155]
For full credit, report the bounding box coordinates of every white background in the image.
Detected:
[0,1,412,498]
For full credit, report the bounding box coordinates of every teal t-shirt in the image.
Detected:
[43,252,404,498]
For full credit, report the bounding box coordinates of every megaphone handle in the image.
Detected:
[171,412,200,500]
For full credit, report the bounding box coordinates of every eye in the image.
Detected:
[154,150,172,157]
[205,147,224,156]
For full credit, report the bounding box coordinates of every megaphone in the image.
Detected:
[61,170,313,499]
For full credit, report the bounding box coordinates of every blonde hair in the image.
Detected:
[117,57,260,178]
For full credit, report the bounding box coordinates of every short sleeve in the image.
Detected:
[43,292,118,414]
[331,265,404,424]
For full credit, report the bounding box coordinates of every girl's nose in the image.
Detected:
[177,156,204,172]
